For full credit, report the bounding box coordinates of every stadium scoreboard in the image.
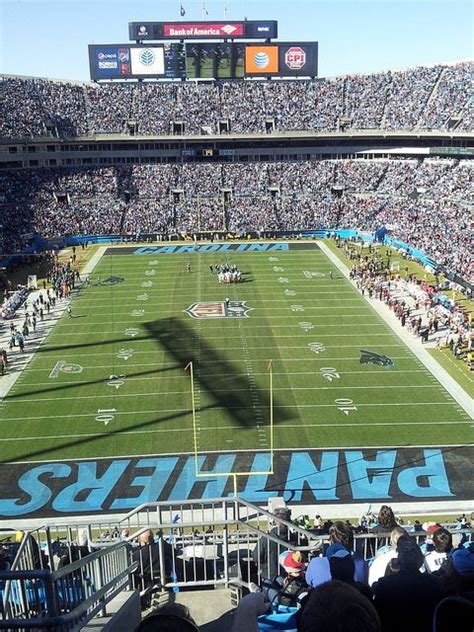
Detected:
[89,41,317,80]
[129,20,278,41]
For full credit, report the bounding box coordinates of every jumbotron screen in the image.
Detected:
[185,43,245,79]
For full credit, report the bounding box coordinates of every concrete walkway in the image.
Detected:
[0,247,106,401]
[318,241,473,420]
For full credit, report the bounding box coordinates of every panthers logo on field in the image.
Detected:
[360,349,394,368]
[101,276,125,286]
[184,301,252,320]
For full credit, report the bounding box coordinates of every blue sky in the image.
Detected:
[0,0,472,81]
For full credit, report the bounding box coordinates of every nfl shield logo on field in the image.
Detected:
[184,301,252,319]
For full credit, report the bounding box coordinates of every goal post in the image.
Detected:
[184,360,275,496]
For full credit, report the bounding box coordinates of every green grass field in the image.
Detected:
[1,243,472,464]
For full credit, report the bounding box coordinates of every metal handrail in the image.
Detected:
[0,541,136,630]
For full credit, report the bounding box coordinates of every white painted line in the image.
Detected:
[0,420,469,444]
[0,401,462,423]
[3,384,450,404]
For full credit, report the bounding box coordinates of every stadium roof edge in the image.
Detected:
[1,130,471,145]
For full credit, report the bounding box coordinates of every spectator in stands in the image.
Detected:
[132,529,174,596]
[436,542,474,599]
[138,603,199,631]
[251,507,297,582]
[373,534,444,632]
[368,526,406,587]
[260,550,309,607]
[371,505,399,535]
[365,505,400,557]
[424,527,453,574]
[57,528,89,568]
[230,592,271,632]
[297,580,381,632]
[432,596,474,632]
[306,522,368,587]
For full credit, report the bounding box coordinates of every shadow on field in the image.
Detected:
[33,334,152,355]
[4,365,181,401]
[144,316,293,429]
[0,403,215,465]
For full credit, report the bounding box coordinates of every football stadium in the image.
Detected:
[0,2,473,629]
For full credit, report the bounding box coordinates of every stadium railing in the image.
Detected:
[1,499,472,626]
[119,498,322,593]
[0,540,137,630]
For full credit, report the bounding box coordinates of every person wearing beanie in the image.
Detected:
[282,550,305,575]
[452,545,474,577]
[374,535,444,632]
[260,550,309,607]
[306,536,368,588]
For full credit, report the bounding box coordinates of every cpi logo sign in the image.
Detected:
[285,46,306,70]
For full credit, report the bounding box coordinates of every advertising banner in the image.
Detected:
[164,22,244,38]
[89,46,132,79]
[89,44,185,80]
[278,42,318,77]
[130,47,165,75]
[129,20,277,41]
[244,45,279,74]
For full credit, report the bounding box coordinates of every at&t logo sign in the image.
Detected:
[285,46,306,70]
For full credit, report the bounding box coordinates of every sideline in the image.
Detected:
[318,241,473,420]
[0,247,106,401]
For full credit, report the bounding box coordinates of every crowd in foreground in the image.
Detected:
[1,501,472,631]
[0,157,472,284]
[0,61,472,139]
[131,505,474,631]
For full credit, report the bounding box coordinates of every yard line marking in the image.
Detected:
[18,356,415,371]
[0,401,464,423]
[0,420,470,444]
[2,384,450,404]
[38,343,408,351]
[52,321,389,328]
[43,332,399,340]
[16,369,430,387]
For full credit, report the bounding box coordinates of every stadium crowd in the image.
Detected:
[0,61,472,139]
[1,158,472,283]
[127,504,474,631]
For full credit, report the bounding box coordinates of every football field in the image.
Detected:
[0,242,472,465]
